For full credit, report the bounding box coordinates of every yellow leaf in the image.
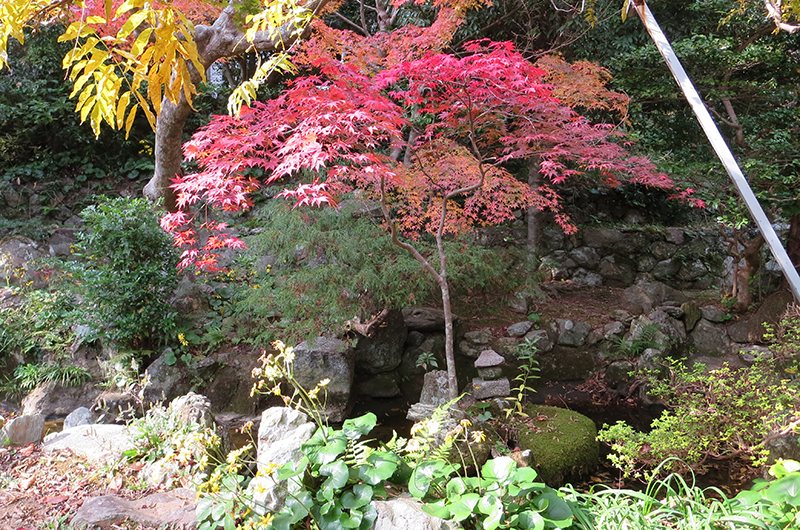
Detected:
[124,104,138,138]
[75,85,95,111]
[80,95,96,123]
[116,91,132,129]
[70,72,93,97]
[86,15,106,24]
[118,9,149,41]
[104,0,113,21]
[130,27,153,57]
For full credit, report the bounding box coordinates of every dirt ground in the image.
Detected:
[0,444,157,530]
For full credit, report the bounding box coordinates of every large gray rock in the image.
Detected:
[43,424,131,463]
[251,407,318,513]
[402,307,450,332]
[0,236,48,288]
[293,337,354,422]
[419,370,451,407]
[597,256,636,286]
[459,328,494,358]
[355,309,407,374]
[651,241,677,260]
[555,319,592,347]
[572,268,604,287]
[690,319,731,357]
[624,280,688,314]
[170,392,215,430]
[22,381,101,420]
[471,377,511,400]
[569,247,601,269]
[523,329,553,352]
[71,489,196,529]
[371,496,460,530]
[1,413,45,446]
[507,321,533,337]
[652,258,681,281]
[582,228,624,249]
[63,407,94,430]
[142,349,187,404]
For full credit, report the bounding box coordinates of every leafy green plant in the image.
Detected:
[8,363,91,393]
[411,456,574,530]
[506,339,541,417]
[416,351,439,371]
[729,459,800,528]
[598,358,800,479]
[57,196,180,351]
[123,400,222,489]
[610,323,663,360]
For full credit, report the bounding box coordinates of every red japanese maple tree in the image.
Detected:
[163,39,684,399]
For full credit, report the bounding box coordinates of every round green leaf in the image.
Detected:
[342,484,374,510]
[359,451,400,485]
[303,428,347,465]
[343,413,377,439]
[510,510,545,530]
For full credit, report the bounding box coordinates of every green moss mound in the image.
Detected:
[514,405,598,486]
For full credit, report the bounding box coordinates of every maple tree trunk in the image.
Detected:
[435,232,459,401]
[144,95,191,212]
[787,213,800,269]
[527,158,542,258]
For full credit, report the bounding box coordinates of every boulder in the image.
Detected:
[43,424,131,463]
[459,328,493,358]
[700,305,729,323]
[744,291,795,343]
[63,407,94,430]
[355,309,407,374]
[603,321,626,340]
[652,258,681,281]
[507,321,533,338]
[582,227,624,249]
[571,269,604,287]
[419,370,451,407]
[142,349,188,405]
[292,337,354,422]
[738,345,773,365]
[597,255,636,286]
[651,241,677,260]
[508,292,528,314]
[0,236,48,288]
[514,405,598,486]
[371,496,460,530]
[22,382,101,420]
[170,392,215,430]
[624,280,687,314]
[569,247,601,269]
[1,413,45,446]
[71,489,196,529]
[681,302,703,332]
[471,378,511,400]
[690,319,731,357]
[555,319,592,347]
[523,329,553,352]
[251,407,317,513]
[535,345,595,382]
[402,307,451,332]
[492,337,520,357]
[678,259,708,281]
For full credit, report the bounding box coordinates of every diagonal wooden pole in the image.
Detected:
[631,0,800,303]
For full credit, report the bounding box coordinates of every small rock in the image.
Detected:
[43,424,130,463]
[508,292,528,314]
[522,329,553,352]
[603,321,625,340]
[571,269,604,287]
[372,496,460,530]
[507,321,533,337]
[463,328,493,345]
[170,393,215,430]
[71,489,196,529]
[738,345,773,365]
[63,407,93,430]
[1,414,45,446]
[492,337,520,357]
[681,302,702,331]
[474,350,505,368]
[610,309,633,323]
[402,307,451,332]
[406,403,436,422]
[700,305,729,323]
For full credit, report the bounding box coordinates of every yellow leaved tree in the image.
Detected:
[0,0,327,209]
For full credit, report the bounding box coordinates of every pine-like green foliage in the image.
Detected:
[228,197,522,345]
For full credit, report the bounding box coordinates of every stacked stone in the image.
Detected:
[471,349,510,400]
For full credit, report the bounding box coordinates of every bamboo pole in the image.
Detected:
[631,0,800,303]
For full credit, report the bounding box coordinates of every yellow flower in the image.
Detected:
[410,421,426,436]
[178,333,188,347]
[308,387,320,399]
[263,462,280,476]
[258,514,275,527]
[271,385,282,396]
[471,430,486,443]
[460,419,472,428]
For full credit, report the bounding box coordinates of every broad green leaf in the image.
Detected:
[303,428,347,465]
[409,460,452,499]
[765,474,800,506]
[482,456,516,484]
[320,460,349,499]
[477,494,504,530]
[343,413,377,439]
[535,491,573,528]
[448,493,481,522]
[510,511,545,530]
[342,484,373,510]
[446,476,468,497]
[358,451,399,485]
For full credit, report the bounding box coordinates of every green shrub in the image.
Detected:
[597,358,800,479]
[60,196,179,350]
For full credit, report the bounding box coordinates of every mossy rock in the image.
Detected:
[513,405,598,486]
